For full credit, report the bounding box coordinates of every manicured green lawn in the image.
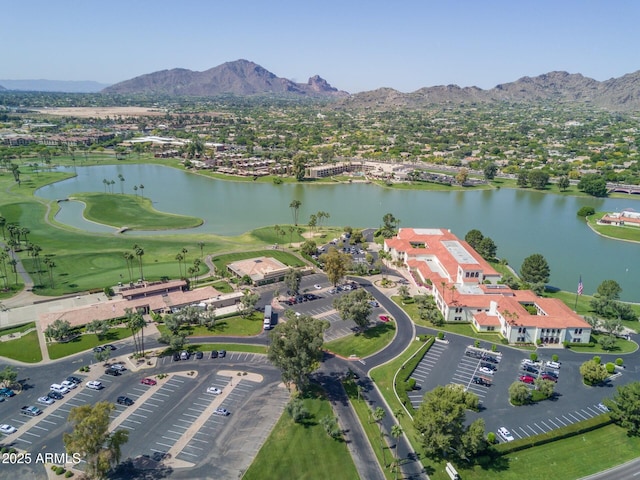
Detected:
[243,389,359,480]
[568,333,638,354]
[48,328,133,359]
[586,212,640,243]
[324,321,396,358]
[72,193,203,230]
[0,322,36,337]
[0,331,42,363]
[156,311,264,337]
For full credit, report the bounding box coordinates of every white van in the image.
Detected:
[50,383,70,395]
[545,361,561,370]
[263,305,272,330]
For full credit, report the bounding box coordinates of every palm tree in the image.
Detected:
[0,216,5,239]
[139,184,145,198]
[103,178,108,193]
[133,185,138,196]
[181,247,188,265]
[133,245,144,281]
[197,241,205,259]
[372,406,387,467]
[0,251,8,289]
[175,253,184,278]
[118,174,125,194]
[391,425,403,479]
[44,258,55,288]
[289,199,302,226]
[123,252,134,283]
[126,308,146,356]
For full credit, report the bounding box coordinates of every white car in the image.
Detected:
[110,363,126,371]
[598,403,610,412]
[86,380,104,390]
[545,361,561,370]
[478,366,494,376]
[50,383,70,395]
[61,380,77,390]
[37,396,55,405]
[214,408,230,416]
[0,424,17,435]
[497,427,515,442]
[207,386,222,395]
[314,284,322,290]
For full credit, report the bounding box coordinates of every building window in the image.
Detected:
[522,328,527,333]
[454,316,462,321]
[465,272,469,277]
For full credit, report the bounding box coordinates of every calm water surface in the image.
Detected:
[36,165,640,301]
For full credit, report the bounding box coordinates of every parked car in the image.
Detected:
[37,396,55,405]
[472,376,491,386]
[522,365,539,374]
[378,315,390,322]
[21,406,43,416]
[497,427,515,442]
[211,350,219,359]
[47,391,63,400]
[104,368,121,376]
[180,350,190,360]
[207,386,222,395]
[542,370,559,379]
[482,355,499,364]
[104,344,117,351]
[478,366,494,376]
[480,362,497,371]
[545,361,561,369]
[0,424,17,435]
[93,346,104,353]
[214,408,230,416]
[117,396,134,406]
[314,284,322,290]
[110,363,126,371]
[598,403,610,412]
[86,381,103,390]
[519,375,535,384]
[172,352,181,361]
[61,380,77,390]
[66,376,82,385]
[218,350,226,358]
[541,374,558,383]
[50,383,70,395]
[195,351,204,360]
[0,388,15,397]
[369,301,379,307]
[141,378,157,386]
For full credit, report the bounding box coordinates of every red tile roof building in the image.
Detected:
[384,228,591,345]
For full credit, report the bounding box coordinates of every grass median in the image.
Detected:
[0,331,42,363]
[324,321,396,358]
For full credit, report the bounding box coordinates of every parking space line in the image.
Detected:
[190,437,209,444]
[46,413,65,419]
[123,419,142,424]
[155,442,173,448]
[185,444,203,450]
[162,436,179,441]
[168,430,185,435]
[155,392,170,397]
[547,418,561,428]
[146,402,162,407]
[137,407,154,413]
[179,451,198,457]
[130,413,147,418]
[540,420,553,431]
[40,419,57,425]
[533,422,547,433]
[182,413,199,419]
[517,426,529,437]
[573,410,588,420]
[150,448,167,454]
[581,409,594,418]
[566,413,581,422]
[24,431,41,437]
[16,438,32,444]
[32,425,48,431]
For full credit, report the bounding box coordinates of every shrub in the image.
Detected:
[437,331,445,340]
[487,431,497,444]
[593,356,601,364]
[577,206,596,217]
[491,344,497,352]
[0,447,7,454]
[606,362,615,374]
[530,352,538,362]
[536,338,542,345]
[51,465,58,472]
[55,466,65,475]
[406,378,417,390]
[615,358,624,366]
[65,471,74,478]
[474,340,480,348]
[552,354,559,362]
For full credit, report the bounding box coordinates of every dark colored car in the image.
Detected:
[211,350,219,358]
[93,346,104,353]
[472,376,491,386]
[104,344,117,351]
[105,368,121,376]
[66,376,82,385]
[172,352,181,361]
[541,374,558,383]
[116,396,134,406]
[0,388,15,397]
[195,351,204,360]
[523,365,539,374]
[47,391,63,400]
[482,355,499,364]
[480,362,496,371]
[218,350,226,358]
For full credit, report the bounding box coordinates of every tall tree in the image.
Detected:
[123,252,134,283]
[321,247,351,286]
[133,245,144,280]
[333,288,373,332]
[391,424,403,480]
[267,313,328,390]
[372,406,387,466]
[520,253,550,284]
[604,382,640,436]
[464,229,484,250]
[284,268,302,295]
[63,401,129,480]
[289,199,302,226]
[483,163,498,180]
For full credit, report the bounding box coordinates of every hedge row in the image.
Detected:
[493,414,613,455]
[395,336,434,414]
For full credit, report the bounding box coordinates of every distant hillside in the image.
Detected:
[0,79,110,93]
[102,59,348,98]
[339,70,640,111]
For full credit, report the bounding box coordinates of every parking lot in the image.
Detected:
[408,331,626,442]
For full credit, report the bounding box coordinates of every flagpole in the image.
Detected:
[574,275,582,311]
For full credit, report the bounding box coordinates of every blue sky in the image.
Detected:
[2,0,639,93]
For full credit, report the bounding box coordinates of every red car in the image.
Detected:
[378,315,390,322]
[541,374,557,383]
[519,375,535,384]
[140,378,157,386]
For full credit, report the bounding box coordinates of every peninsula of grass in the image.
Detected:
[243,387,359,480]
[48,328,133,359]
[71,193,203,230]
[586,212,640,243]
[0,331,42,363]
[324,321,396,358]
[156,311,264,337]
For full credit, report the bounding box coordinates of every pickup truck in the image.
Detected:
[21,406,43,417]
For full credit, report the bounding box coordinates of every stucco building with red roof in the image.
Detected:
[384,228,591,345]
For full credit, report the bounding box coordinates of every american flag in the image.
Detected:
[577,276,583,296]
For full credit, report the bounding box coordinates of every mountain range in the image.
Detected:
[2,59,640,111]
[0,79,110,93]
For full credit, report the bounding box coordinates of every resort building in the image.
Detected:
[226,256,291,286]
[598,209,640,227]
[384,228,591,345]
